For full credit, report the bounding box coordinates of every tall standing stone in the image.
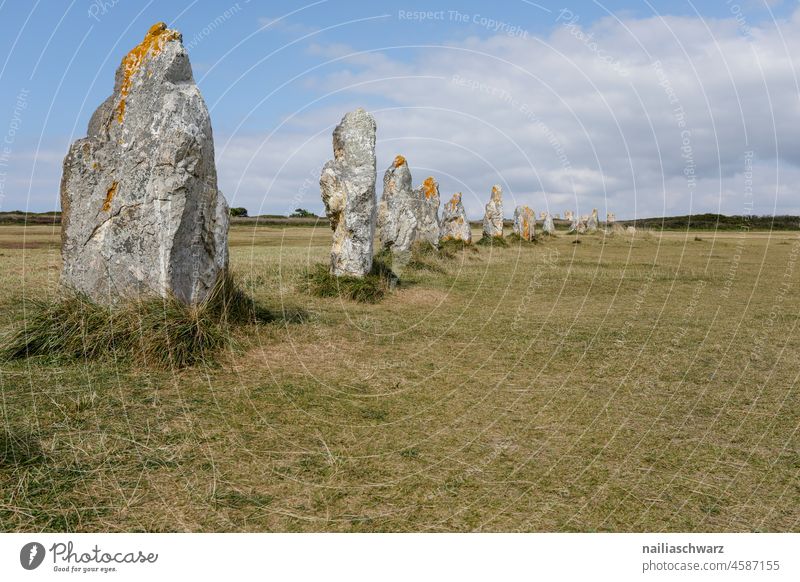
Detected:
[320,108,377,277]
[481,185,504,239]
[542,212,555,235]
[414,176,441,248]
[587,208,599,232]
[512,205,535,241]
[377,155,417,255]
[440,192,472,243]
[60,22,229,306]
[564,210,575,223]
[606,212,616,224]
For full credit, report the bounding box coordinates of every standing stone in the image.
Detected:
[440,192,472,243]
[539,211,547,220]
[564,210,575,223]
[512,205,535,241]
[607,212,616,224]
[320,108,377,277]
[377,155,418,257]
[577,217,588,234]
[481,185,504,239]
[60,22,229,306]
[542,212,555,235]
[414,176,441,247]
[567,214,579,233]
[587,208,599,232]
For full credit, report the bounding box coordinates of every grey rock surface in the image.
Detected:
[320,108,377,277]
[587,208,599,232]
[377,155,417,255]
[542,212,555,235]
[512,205,535,241]
[482,185,504,238]
[414,176,441,248]
[440,192,472,243]
[60,22,229,306]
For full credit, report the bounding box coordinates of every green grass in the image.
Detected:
[303,256,394,303]
[1,272,268,368]
[476,234,509,247]
[0,224,798,533]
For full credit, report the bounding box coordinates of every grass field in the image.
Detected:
[0,223,798,532]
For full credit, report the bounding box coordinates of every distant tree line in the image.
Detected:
[621,214,800,231]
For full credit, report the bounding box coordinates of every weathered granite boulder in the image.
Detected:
[320,108,377,277]
[377,155,417,255]
[542,212,555,235]
[440,192,471,243]
[60,22,229,306]
[482,185,504,238]
[512,205,535,241]
[587,208,599,232]
[414,176,441,248]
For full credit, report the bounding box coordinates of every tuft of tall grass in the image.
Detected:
[1,272,268,368]
[438,238,478,256]
[303,258,393,303]
[476,235,509,247]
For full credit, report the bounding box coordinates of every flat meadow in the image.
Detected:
[0,223,798,532]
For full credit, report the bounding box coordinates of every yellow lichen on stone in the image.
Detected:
[115,22,181,125]
[522,216,530,239]
[422,176,436,199]
[102,181,118,212]
[393,155,406,168]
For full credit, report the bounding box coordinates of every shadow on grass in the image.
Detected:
[0,272,291,369]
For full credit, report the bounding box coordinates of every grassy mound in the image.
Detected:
[505,233,538,245]
[1,273,269,368]
[304,255,394,303]
[439,238,478,256]
[476,235,509,247]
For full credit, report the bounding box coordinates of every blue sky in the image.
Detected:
[1,0,798,218]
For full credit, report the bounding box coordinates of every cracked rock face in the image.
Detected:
[482,185,504,238]
[440,192,471,243]
[542,212,555,235]
[414,176,441,248]
[512,205,535,241]
[320,108,377,277]
[377,155,417,256]
[60,22,228,305]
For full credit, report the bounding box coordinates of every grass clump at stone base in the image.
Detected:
[476,235,509,247]
[438,238,478,257]
[304,254,394,303]
[406,241,447,272]
[0,272,269,369]
[505,233,538,245]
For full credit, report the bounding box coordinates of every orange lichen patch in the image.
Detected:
[422,177,437,199]
[457,217,464,224]
[102,181,118,212]
[522,217,530,239]
[491,185,502,200]
[115,22,181,125]
[393,155,406,168]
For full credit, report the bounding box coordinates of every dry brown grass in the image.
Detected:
[0,224,798,532]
